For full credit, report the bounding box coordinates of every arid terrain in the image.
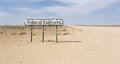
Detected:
[0,25,120,64]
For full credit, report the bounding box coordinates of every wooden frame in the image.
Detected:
[25,19,63,43]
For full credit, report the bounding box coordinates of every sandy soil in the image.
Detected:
[0,25,120,64]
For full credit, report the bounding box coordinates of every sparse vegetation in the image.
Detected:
[79,29,82,31]
[62,32,69,35]
[20,32,26,35]
[60,29,70,35]
[62,29,67,31]
[0,32,3,34]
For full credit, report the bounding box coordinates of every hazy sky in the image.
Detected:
[0,0,120,25]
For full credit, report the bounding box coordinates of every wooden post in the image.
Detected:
[56,26,58,42]
[42,25,45,42]
[31,25,33,42]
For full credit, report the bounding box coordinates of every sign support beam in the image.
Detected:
[42,25,45,43]
[56,26,58,42]
[31,25,33,43]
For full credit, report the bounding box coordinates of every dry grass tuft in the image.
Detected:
[0,32,3,34]
[20,32,26,35]
[62,32,69,35]
[62,29,67,31]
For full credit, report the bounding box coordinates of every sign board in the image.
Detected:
[24,19,63,26]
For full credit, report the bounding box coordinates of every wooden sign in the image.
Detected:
[24,19,63,26]
[24,19,64,43]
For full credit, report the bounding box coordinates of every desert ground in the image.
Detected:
[0,25,120,64]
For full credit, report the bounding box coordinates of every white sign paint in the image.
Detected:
[24,19,63,26]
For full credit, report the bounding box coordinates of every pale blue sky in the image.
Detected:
[0,0,120,25]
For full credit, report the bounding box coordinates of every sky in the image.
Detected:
[0,0,120,25]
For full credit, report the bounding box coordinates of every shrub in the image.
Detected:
[20,32,26,35]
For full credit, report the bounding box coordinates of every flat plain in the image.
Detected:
[0,25,120,64]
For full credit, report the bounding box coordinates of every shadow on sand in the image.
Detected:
[44,40,82,43]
